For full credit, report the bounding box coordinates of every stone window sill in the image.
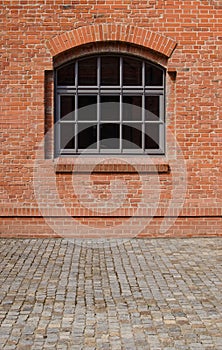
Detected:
[54,157,170,173]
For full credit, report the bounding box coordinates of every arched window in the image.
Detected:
[55,54,165,155]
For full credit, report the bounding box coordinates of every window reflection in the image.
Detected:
[78,57,97,85]
[101,56,120,85]
[60,124,75,149]
[57,64,75,85]
[123,124,142,149]
[145,96,160,121]
[145,124,159,149]
[123,96,142,121]
[123,57,142,86]
[100,96,120,121]
[78,96,97,121]
[60,96,75,121]
[78,124,97,149]
[145,63,163,86]
[100,124,120,149]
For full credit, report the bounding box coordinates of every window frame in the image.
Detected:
[55,54,165,157]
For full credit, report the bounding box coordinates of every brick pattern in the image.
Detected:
[46,24,177,58]
[1,217,222,238]
[1,0,222,237]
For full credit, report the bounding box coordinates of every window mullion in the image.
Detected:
[97,94,100,153]
[56,94,60,156]
[98,57,100,153]
[160,94,164,123]
[142,61,145,152]
[142,61,145,87]
[74,92,77,152]
[57,93,60,123]
[120,93,123,153]
[159,93,164,152]
[161,123,165,152]
[74,61,78,152]
[75,60,78,86]
[74,122,77,152]
[142,93,145,152]
[75,61,78,152]
[120,57,123,153]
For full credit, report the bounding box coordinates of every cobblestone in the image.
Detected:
[0,238,222,349]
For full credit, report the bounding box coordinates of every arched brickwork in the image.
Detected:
[46,24,177,59]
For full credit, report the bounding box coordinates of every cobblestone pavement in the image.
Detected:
[0,238,222,349]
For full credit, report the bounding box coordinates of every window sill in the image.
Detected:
[54,157,170,173]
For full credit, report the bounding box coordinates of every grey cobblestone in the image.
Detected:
[0,238,222,349]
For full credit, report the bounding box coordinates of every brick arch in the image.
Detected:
[46,24,177,59]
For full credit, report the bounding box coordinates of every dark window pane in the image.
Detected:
[100,96,120,121]
[57,63,75,85]
[145,124,159,149]
[145,64,163,86]
[101,56,120,85]
[123,57,142,86]
[123,124,142,149]
[78,96,97,121]
[60,123,75,149]
[78,57,97,85]
[123,96,142,121]
[145,96,160,121]
[100,124,120,149]
[60,96,75,121]
[78,123,97,149]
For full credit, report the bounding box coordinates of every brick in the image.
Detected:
[0,0,221,238]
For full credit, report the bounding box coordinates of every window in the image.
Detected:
[55,54,165,156]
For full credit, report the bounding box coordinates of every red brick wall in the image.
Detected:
[0,0,222,238]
